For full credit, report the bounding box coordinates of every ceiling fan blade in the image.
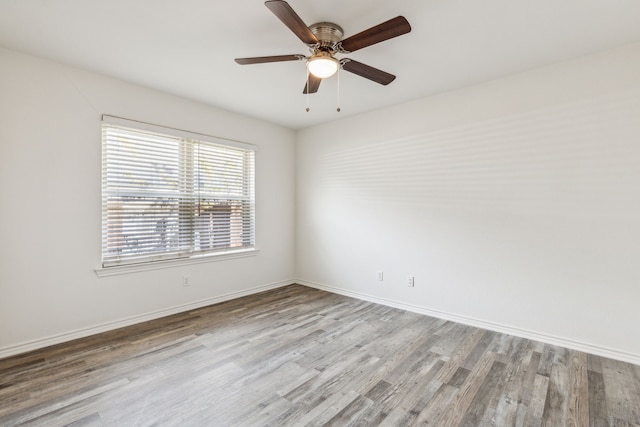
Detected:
[339,16,411,53]
[342,60,396,85]
[265,0,318,45]
[303,74,322,94]
[235,55,304,65]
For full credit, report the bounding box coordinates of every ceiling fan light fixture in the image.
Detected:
[307,54,339,78]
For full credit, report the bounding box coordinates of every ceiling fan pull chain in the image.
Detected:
[306,69,311,112]
[336,67,341,113]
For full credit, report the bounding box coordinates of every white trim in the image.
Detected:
[95,248,259,277]
[0,279,294,360]
[6,279,637,366]
[297,279,640,366]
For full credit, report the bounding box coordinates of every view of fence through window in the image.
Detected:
[101,120,255,267]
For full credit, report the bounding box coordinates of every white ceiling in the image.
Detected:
[1,0,640,129]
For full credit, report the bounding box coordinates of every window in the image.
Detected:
[101,116,255,267]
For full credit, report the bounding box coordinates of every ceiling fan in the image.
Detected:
[235,0,412,94]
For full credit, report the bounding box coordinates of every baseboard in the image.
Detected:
[0,279,295,360]
[5,279,638,366]
[297,279,640,366]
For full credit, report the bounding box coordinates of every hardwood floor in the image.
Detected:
[1,284,639,426]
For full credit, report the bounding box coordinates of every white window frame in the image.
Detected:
[97,115,257,275]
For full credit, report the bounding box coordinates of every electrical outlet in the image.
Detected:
[407,276,415,287]
[182,275,190,287]
[377,271,384,282]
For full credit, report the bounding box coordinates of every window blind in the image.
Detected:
[101,117,255,267]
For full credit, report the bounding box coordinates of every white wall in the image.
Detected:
[0,47,296,357]
[296,42,640,364]
[3,41,640,364]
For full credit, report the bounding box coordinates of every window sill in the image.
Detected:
[94,248,259,277]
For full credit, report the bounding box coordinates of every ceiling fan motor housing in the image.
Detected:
[309,22,343,50]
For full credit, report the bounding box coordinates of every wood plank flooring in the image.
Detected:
[1,284,639,426]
